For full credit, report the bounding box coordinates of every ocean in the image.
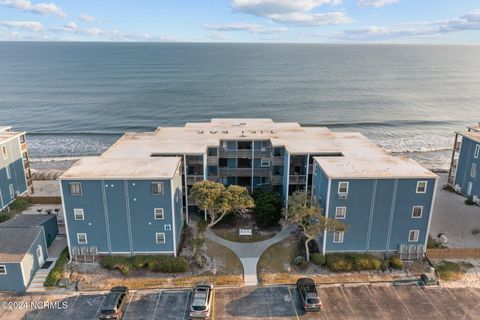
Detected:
[1,42,480,170]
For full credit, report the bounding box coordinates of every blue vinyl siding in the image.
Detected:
[20,229,47,291]
[0,158,27,210]
[455,136,480,198]
[0,263,24,293]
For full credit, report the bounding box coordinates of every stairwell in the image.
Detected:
[26,258,57,293]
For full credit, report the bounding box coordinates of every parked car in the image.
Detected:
[296,278,323,311]
[97,286,129,320]
[419,272,439,287]
[189,282,214,319]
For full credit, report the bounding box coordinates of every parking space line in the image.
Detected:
[339,285,358,319]
[364,284,387,319]
[122,291,135,319]
[95,295,107,316]
[211,289,216,320]
[391,286,415,320]
[287,287,300,320]
[182,291,191,320]
[414,285,445,319]
[151,290,163,320]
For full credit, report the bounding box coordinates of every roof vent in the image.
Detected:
[221,130,228,134]
[240,122,247,126]
[210,130,217,134]
[197,130,204,134]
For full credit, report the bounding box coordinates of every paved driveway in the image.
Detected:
[1,284,479,320]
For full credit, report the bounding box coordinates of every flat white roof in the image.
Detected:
[460,131,480,144]
[0,130,24,145]
[0,126,12,132]
[61,156,181,180]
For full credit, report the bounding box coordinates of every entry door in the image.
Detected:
[467,182,473,196]
[36,245,44,266]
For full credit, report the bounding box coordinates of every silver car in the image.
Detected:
[189,282,214,319]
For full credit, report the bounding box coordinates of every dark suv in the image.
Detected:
[97,286,129,320]
[296,278,323,311]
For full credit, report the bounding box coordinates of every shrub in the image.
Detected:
[326,253,382,272]
[354,254,381,271]
[311,253,326,266]
[326,254,353,272]
[294,256,308,267]
[436,261,464,281]
[8,198,30,213]
[380,260,389,272]
[465,198,476,206]
[252,191,282,228]
[389,255,404,270]
[99,255,189,274]
[44,247,69,287]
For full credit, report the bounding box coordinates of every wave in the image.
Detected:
[27,131,126,136]
[388,147,452,154]
[301,119,460,129]
[30,155,98,163]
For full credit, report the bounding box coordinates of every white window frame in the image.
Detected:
[73,209,84,221]
[6,166,11,180]
[9,184,14,198]
[0,265,6,275]
[260,158,270,167]
[69,182,82,196]
[471,163,477,178]
[154,208,164,220]
[333,231,344,243]
[152,182,164,195]
[416,181,427,194]
[338,181,349,195]
[1,145,7,160]
[335,207,347,219]
[164,224,172,231]
[408,230,419,242]
[411,206,423,219]
[156,232,166,244]
[475,145,480,159]
[77,233,87,245]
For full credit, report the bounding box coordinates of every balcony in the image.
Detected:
[253,148,271,158]
[186,159,204,166]
[272,156,284,165]
[186,175,204,185]
[289,175,307,185]
[219,148,252,158]
[218,167,270,177]
[271,175,282,185]
[207,157,218,165]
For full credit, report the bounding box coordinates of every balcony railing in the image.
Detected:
[186,175,204,185]
[271,175,282,185]
[186,159,204,166]
[218,148,252,158]
[272,156,284,165]
[207,157,218,165]
[253,149,271,158]
[289,175,307,185]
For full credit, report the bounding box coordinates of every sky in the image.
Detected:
[0,0,479,43]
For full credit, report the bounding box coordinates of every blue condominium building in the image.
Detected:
[60,119,437,259]
[0,126,33,210]
[448,123,480,203]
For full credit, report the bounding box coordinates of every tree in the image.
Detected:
[284,191,347,261]
[252,190,282,228]
[190,181,254,228]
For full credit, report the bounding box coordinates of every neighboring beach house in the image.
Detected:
[0,215,58,293]
[60,119,438,259]
[0,126,34,210]
[448,123,480,203]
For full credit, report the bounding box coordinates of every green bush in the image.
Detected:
[389,255,404,270]
[44,247,69,287]
[380,260,389,272]
[8,198,30,213]
[465,198,476,206]
[326,253,382,272]
[311,253,326,266]
[252,191,282,228]
[99,255,189,274]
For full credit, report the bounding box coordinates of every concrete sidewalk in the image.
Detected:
[206,224,296,286]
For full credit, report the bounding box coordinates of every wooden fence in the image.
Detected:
[26,196,62,205]
[426,248,480,259]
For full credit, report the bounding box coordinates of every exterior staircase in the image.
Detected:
[26,258,57,293]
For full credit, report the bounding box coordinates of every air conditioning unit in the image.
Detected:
[454,184,461,193]
[473,195,480,205]
[339,194,348,200]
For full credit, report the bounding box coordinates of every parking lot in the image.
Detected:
[1,284,479,319]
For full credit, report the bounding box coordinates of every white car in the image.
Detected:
[189,282,213,319]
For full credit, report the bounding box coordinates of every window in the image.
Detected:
[152,182,164,195]
[260,158,270,167]
[1,145,7,160]
[471,163,477,178]
[154,208,164,220]
[0,265,6,275]
[69,182,82,195]
[338,182,349,194]
[412,206,423,218]
[156,233,166,244]
[475,145,480,159]
[165,224,172,231]
[9,184,14,198]
[19,134,26,144]
[333,231,344,243]
[335,207,347,219]
[77,233,87,244]
[416,181,427,193]
[74,209,84,220]
[6,166,11,179]
[408,230,419,242]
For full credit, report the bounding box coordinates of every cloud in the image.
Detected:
[357,0,398,8]
[79,14,96,23]
[231,0,350,26]
[0,20,44,31]
[209,32,229,40]
[0,0,66,18]
[328,10,480,40]
[205,23,287,34]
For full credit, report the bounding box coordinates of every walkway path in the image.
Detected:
[205,224,296,286]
